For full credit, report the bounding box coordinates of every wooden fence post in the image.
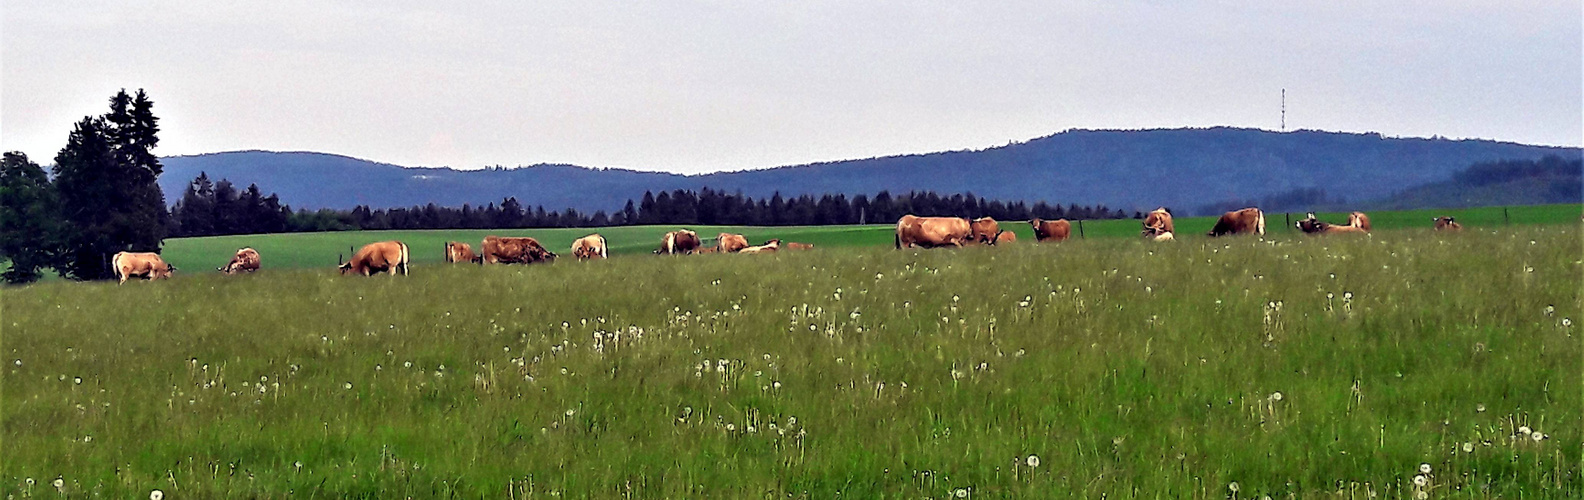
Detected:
[1503,207,1510,225]
[1284,212,1290,231]
[1077,220,1085,239]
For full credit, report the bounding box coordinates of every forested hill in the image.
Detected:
[159,127,1578,213]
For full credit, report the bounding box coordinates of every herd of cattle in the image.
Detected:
[107,208,1466,283]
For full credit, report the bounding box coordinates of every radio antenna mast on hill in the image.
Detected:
[1281,89,1286,131]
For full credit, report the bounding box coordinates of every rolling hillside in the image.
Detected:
[160,128,1578,214]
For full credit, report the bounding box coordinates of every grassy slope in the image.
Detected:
[156,204,1584,272]
[4,225,1580,497]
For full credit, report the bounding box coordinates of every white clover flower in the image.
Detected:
[1518,426,1531,436]
[1462,442,1474,453]
[1419,463,1431,474]
[955,488,968,498]
[1563,318,1573,328]
[1271,392,1283,401]
[1532,432,1545,442]
[1026,455,1039,467]
[725,423,736,432]
[1545,305,1555,316]
[1476,404,1486,413]
[53,478,63,489]
[150,490,164,500]
[1413,475,1427,487]
[1228,482,1239,492]
[1415,491,1428,500]
[565,409,576,417]
[344,382,353,390]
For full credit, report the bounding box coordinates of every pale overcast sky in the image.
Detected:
[3,1,1579,173]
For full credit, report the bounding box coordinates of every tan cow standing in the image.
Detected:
[1433,216,1463,231]
[783,242,815,250]
[571,234,608,260]
[1208,208,1266,237]
[656,230,702,255]
[716,233,749,253]
[895,215,972,249]
[1142,208,1175,240]
[481,236,556,264]
[112,251,176,284]
[968,217,1001,244]
[445,241,479,263]
[339,241,410,276]
[1029,218,1072,242]
[993,231,1016,244]
[219,247,261,274]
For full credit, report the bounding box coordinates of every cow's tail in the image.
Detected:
[110,251,125,284]
[894,231,902,250]
[398,242,410,275]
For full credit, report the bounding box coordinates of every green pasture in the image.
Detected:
[3,222,1579,497]
[153,203,1582,272]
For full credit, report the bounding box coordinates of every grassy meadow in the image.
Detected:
[3,223,1581,498]
[153,203,1583,272]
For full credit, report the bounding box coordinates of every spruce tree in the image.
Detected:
[51,89,168,280]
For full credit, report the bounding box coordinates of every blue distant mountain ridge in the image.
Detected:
[158,127,1579,214]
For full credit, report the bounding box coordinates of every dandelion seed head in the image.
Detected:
[1026,455,1040,467]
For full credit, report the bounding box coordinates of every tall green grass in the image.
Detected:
[3,225,1579,497]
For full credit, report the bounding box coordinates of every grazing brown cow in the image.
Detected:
[1347,212,1372,232]
[444,241,478,263]
[696,245,721,254]
[739,239,780,254]
[112,251,176,284]
[1142,208,1175,239]
[1296,213,1368,235]
[219,247,261,274]
[993,231,1016,244]
[1433,216,1463,231]
[339,241,410,276]
[783,242,814,250]
[480,236,556,264]
[1148,231,1175,241]
[1207,208,1266,237]
[716,233,749,253]
[655,230,702,255]
[1029,218,1072,242]
[968,217,1001,244]
[571,234,608,260]
[895,215,972,249]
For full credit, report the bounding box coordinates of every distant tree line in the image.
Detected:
[229,187,1132,233]
[0,89,167,284]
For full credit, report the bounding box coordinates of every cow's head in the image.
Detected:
[338,262,354,275]
[1296,216,1326,233]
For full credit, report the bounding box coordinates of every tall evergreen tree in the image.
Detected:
[51,90,168,280]
[0,152,64,283]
